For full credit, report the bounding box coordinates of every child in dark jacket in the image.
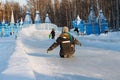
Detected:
[49,28,55,39]
[47,26,82,58]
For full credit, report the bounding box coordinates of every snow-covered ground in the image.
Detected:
[0,24,120,80]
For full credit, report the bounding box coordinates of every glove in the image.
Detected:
[47,48,51,53]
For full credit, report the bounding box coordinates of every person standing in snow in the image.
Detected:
[49,28,55,39]
[74,27,79,35]
[47,26,82,58]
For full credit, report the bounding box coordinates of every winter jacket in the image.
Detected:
[47,32,81,58]
[50,30,55,39]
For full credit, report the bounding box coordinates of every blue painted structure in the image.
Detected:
[45,13,51,23]
[34,11,41,24]
[0,21,21,37]
[24,11,32,25]
[85,23,99,35]
[72,5,108,35]
[0,11,21,37]
[72,15,85,33]
[97,10,108,33]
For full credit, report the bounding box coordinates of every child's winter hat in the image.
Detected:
[62,26,69,33]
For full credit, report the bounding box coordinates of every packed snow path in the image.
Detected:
[0,24,120,80]
[21,25,120,80]
[0,38,15,80]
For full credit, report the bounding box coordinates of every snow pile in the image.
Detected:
[0,24,120,80]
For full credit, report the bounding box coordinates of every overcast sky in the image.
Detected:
[1,0,27,6]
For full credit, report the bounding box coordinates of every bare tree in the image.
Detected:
[54,0,61,26]
[116,0,119,30]
[0,0,119,29]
